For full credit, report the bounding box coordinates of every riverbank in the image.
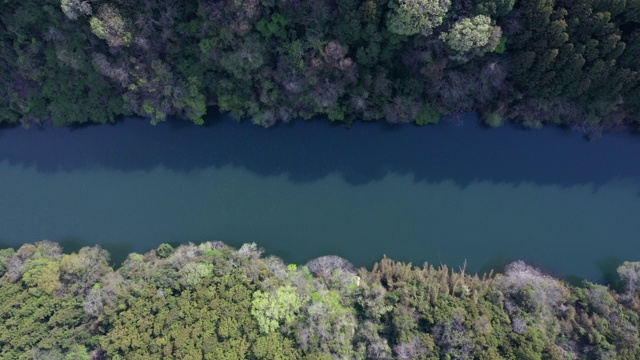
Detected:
[1,240,639,359]
[3,0,640,136]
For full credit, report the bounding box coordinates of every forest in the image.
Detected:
[2,0,640,137]
[1,240,640,359]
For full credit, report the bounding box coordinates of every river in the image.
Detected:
[0,113,639,282]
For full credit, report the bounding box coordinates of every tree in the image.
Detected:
[0,248,15,277]
[497,261,569,319]
[473,0,515,17]
[432,316,474,359]
[251,286,303,334]
[306,255,356,278]
[296,290,358,357]
[178,262,213,287]
[89,4,132,47]
[60,0,92,21]
[617,261,640,308]
[156,243,174,259]
[59,246,111,296]
[440,15,502,61]
[386,0,451,36]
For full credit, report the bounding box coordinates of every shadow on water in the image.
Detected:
[564,275,588,288]
[1,113,640,189]
[477,255,515,277]
[556,257,626,289]
[0,241,12,252]
[596,256,625,291]
[57,237,86,254]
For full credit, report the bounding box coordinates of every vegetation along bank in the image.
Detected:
[2,241,640,358]
[3,0,640,137]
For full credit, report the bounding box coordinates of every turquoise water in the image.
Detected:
[0,114,639,280]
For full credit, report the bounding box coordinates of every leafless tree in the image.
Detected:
[617,261,640,307]
[511,316,527,334]
[497,261,570,320]
[618,262,640,294]
[432,316,474,359]
[306,255,355,278]
[394,336,430,360]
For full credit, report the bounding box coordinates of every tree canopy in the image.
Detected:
[386,0,451,36]
[2,240,640,358]
[1,0,640,136]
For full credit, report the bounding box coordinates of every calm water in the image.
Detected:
[1,113,640,281]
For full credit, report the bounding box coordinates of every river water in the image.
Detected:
[1,113,639,281]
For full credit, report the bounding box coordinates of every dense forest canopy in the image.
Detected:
[2,241,640,359]
[2,0,640,136]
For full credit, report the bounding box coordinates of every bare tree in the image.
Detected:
[394,336,430,359]
[618,262,640,294]
[617,261,640,307]
[432,316,474,360]
[497,261,570,322]
[61,0,92,21]
[306,255,355,278]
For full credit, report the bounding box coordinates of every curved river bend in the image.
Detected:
[1,113,639,281]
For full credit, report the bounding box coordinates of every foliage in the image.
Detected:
[89,4,132,47]
[0,0,639,134]
[2,241,640,358]
[440,15,502,61]
[386,0,451,36]
[252,286,303,334]
[0,242,98,358]
[474,0,516,18]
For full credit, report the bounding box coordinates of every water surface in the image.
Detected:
[1,114,639,281]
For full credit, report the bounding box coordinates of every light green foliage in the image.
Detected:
[386,0,451,36]
[99,242,303,359]
[252,333,301,359]
[65,345,91,360]
[22,258,61,295]
[89,4,132,47]
[0,247,97,358]
[101,266,259,358]
[251,286,303,334]
[440,15,501,61]
[179,262,214,286]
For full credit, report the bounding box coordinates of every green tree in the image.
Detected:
[440,15,501,61]
[473,0,515,17]
[386,0,451,36]
[251,286,303,334]
[156,243,174,259]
